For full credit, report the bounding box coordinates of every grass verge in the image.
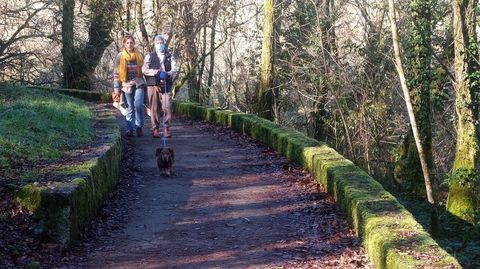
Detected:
[0,86,94,180]
[1,86,123,245]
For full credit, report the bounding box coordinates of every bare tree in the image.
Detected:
[0,0,56,84]
[388,0,438,234]
[206,1,220,102]
[136,0,150,50]
[62,0,77,89]
[393,0,434,198]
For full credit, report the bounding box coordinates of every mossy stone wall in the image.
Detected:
[173,101,461,269]
[16,91,121,245]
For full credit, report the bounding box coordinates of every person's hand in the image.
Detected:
[159,71,168,81]
[112,91,121,102]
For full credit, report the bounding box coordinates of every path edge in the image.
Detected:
[16,89,121,245]
[173,101,461,269]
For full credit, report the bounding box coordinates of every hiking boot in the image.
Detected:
[125,130,134,137]
[136,127,143,137]
[153,128,161,138]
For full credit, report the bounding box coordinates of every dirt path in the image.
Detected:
[67,115,372,269]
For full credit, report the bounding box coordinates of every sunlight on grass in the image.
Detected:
[56,160,96,175]
[0,86,94,175]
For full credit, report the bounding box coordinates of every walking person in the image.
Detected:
[114,35,146,137]
[142,35,177,138]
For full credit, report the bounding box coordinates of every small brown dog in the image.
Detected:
[156,147,174,176]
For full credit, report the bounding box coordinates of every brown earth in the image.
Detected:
[61,114,372,269]
[0,112,373,268]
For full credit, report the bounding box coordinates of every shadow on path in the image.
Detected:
[76,115,371,269]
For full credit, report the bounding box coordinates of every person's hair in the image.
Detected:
[123,35,135,45]
[154,35,166,43]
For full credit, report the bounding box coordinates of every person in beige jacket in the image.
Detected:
[142,35,177,138]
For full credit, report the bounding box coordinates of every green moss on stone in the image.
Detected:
[56,160,95,176]
[205,107,218,122]
[447,168,479,223]
[16,184,43,213]
[214,110,230,126]
[173,101,461,269]
[15,100,122,245]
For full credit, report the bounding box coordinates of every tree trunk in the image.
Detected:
[258,0,275,120]
[324,0,337,58]
[62,0,120,90]
[308,0,337,141]
[394,0,433,198]
[446,0,480,224]
[136,0,150,51]
[198,14,208,104]
[61,0,76,88]
[126,0,132,32]
[181,2,200,102]
[206,3,218,103]
[154,0,162,33]
[388,0,437,229]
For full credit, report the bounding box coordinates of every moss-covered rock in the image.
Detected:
[16,104,121,245]
[446,168,479,223]
[173,101,461,269]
